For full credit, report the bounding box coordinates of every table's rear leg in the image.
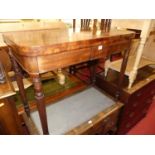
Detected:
[116,48,131,99]
[89,60,98,84]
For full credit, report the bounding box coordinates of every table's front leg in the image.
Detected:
[9,49,30,116]
[31,74,49,135]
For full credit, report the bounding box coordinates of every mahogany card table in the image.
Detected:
[3,28,134,134]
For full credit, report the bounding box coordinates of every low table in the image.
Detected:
[31,87,123,135]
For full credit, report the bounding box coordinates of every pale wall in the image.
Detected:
[111,19,150,30]
[111,19,155,61]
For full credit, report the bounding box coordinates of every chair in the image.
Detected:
[69,19,94,76]
[73,19,92,31]
[105,27,155,89]
[104,38,140,78]
[100,19,112,32]
[69,19,112,82]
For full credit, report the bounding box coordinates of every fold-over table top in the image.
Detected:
[3,29,135,56]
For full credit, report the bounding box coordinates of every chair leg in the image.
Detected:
[104,59,110,77]
[128,70,137,89]
[104,67,109,77]
[69,66,76,74]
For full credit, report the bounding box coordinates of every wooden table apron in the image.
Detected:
[3,29,134,134]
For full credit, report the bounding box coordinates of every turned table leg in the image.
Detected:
[31,75,49,135]
[9,49,30,116]
[89,60,98,84]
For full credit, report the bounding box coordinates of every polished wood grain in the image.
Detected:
[0,67,23,134]
[3,29,134,74]
[66,102,123,135]
[95,67,155,134]
[0,97,23,134]
[3,29,134,55]
[3,28,134,134]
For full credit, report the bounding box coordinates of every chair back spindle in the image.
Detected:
[73,19,76,31]
[81,19,91,31]
[100,19,112,32]
[93,19,98,30]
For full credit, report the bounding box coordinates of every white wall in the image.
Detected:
[111,19,150,30]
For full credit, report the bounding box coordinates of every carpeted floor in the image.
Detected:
[127,99,155,135]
